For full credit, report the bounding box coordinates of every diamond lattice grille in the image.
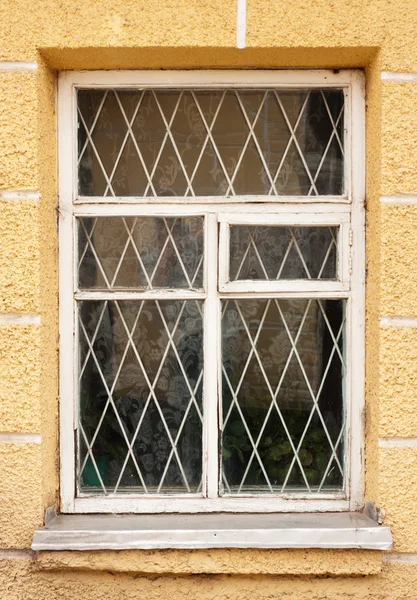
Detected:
[78,216,204,290]
[221,298,346,494]
[78,89,345,197]
[229,225,338,281]
[78,299,204,494]
[73,82,353,502]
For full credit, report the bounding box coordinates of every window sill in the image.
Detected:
[32,512,392,552]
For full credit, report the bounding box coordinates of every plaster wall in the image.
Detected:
[1,0,417,597]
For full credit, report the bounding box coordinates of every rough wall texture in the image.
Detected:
[0,72,38,189]
[380,205,417,315]
[0,324,41,433]
[0,444,43,547]
[1,0,417,598]
[35,548,384,576]
[2,557,417,600]
[0,200,40,313]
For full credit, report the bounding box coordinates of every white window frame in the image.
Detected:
[58,69,365,514]
[218,211,351,293]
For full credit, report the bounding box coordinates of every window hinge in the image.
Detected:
[348,229,353,275]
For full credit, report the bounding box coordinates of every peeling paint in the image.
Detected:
[1,0,417,597]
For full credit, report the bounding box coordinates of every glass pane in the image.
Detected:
[78,88,344,197]
[229,225,338,281]
[77,216,204,290]
[221,298,345,494]
[78,299,204,495]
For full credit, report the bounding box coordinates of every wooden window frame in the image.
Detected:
[58,69,365,514]
[218,210,351,293]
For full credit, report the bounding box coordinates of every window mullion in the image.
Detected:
[203,213,220,498]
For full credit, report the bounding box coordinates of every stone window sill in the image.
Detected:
[32,512,392,552]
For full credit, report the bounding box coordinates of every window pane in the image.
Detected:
[221,298,345,494]
[77,216,204,290]
[229,225,338,281]
[78,88,344,197]
[78,299,204,495]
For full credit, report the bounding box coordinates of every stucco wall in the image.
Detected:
[1,0,417,598]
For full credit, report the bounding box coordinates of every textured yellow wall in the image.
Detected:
[1,556,417,600]
[1,0,417,597]
[0,72,38,190]
[0,323,40,433]
[34,548,384,576]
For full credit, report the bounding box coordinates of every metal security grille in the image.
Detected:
[221,298,345,494]
[77,88,344,198]
[78,299,204,494]
[77,216,204,290]
[228,225,338,281]
[58,70,365,514]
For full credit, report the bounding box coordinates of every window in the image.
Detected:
[59,70,365,514]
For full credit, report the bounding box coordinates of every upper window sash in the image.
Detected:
[58,69,361,204]
[218,212,351,294]
[75,214,207,296]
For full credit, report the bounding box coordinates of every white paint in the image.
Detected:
[74,202,351,214]
[61,69,358,88]
[0,190,40,200]
[74,496,348,514]
[32,512,392,551]
[218,290,350,299]
[77,195,350,205]
[343,70,366,511]
[383,553,417,563]
[204,214,220,498]
[0,61,37,71]
[0,314,40,324]
[218,211,350,294]
[58,72,77,512]
[219,270,349,295]
[0,433,41,444]
[218,212,351,224]
[59,69,366,514]
[75,290,206,301]
[380,316,417,327]
[236,0,246,49]
[381,71,417,81]
[378,437,417,447]
[381,194,417,205]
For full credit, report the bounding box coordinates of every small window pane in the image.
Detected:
[229,225,338,281]
[77,216,204,290]
[78,299,204,495]
[78,88,344,197]
[221,298,345,495]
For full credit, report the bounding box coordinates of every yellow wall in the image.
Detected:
[1,1,417,597]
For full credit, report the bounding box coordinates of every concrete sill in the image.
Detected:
[32,512,393,551]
